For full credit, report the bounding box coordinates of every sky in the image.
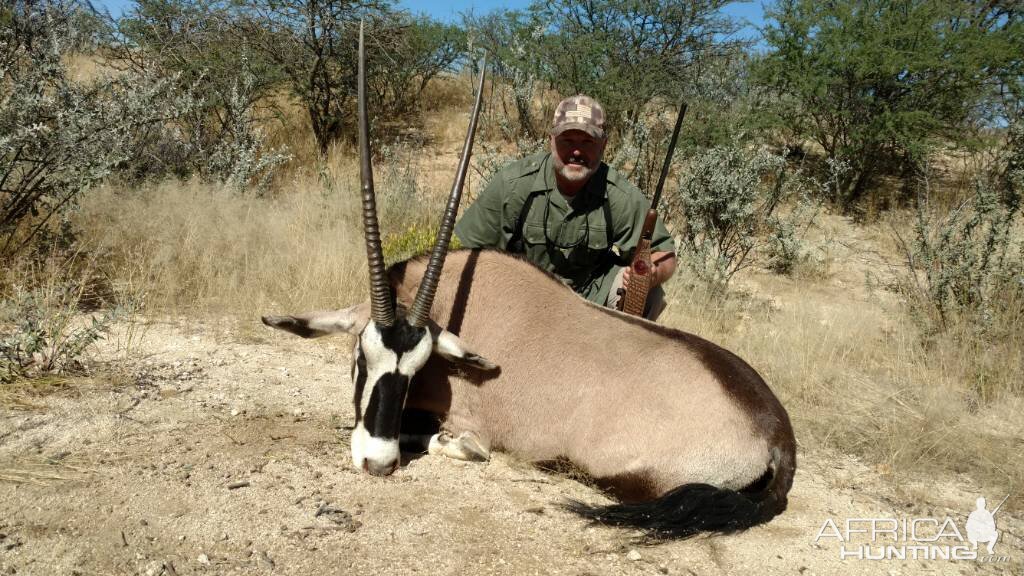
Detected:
[91,0,767,40]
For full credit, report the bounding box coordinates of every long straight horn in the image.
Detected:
[407,54,488,328]
[358,20,395,327]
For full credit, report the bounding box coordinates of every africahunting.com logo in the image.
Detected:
[815,495,1011,562]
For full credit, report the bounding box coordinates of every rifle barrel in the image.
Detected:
[649,101,688,211]
[992,494,1009,515]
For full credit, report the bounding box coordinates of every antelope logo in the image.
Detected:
[815,494,1012,561]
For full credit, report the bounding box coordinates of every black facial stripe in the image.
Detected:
[362,372,409,440]
[352,350,368,425]
[355,320,429,439]
[375,321,428,356]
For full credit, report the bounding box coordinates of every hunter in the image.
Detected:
[454,94,677,320]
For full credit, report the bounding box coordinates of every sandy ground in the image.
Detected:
[0,316,1020,576]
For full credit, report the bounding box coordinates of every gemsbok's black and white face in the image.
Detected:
[350,319,431,475]
[262,305,496,475]
[262,22,492,476]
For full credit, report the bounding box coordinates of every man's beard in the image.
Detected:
[555,160,596,182]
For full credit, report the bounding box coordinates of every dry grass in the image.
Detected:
[72,141,469,321]
[76,170,367,319]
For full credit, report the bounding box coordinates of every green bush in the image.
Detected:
[898,127,1024,338]
[0,1,194,259]
[754,0,1023,211]
[375,143,463,265]
[383,225,462,266]
[664,141,839,288]
[0,281,129,383]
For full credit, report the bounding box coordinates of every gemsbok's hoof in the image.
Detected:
[429,431,490,462]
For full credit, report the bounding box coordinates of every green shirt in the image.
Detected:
[455,151,675,305]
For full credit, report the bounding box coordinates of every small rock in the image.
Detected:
[230,409,240,417]
[144,561,164,576]
[627,549,642,562]
[658,565,669,574]
[197,553,210,565]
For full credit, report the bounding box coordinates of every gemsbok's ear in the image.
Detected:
[430,325,499,372]
[262,303,370,338]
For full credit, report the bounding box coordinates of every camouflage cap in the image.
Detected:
[550,95,606,139]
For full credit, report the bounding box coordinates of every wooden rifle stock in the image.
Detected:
[619,211,657,315]
[618,102,688,316]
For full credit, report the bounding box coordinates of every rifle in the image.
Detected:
[618,101,687,316]
[991,494,1009,516]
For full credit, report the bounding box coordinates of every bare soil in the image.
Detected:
[1,317,1019,576]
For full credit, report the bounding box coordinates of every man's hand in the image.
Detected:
[622,252,677,290]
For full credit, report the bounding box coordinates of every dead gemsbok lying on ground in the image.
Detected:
[263,24,796,539]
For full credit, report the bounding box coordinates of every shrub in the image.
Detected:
[376,143,463,265]
[891,130,1023,405]
[897,131,1023,340]
[472,137,546,196]
[113,1,290,189]
[664,141,835,288]
[0,280,129,383]
[0,1,195,259]
[202,69,291,193]
[383,224,462,266]
[754,0,1023,210]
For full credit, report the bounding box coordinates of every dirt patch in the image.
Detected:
[1,318,1019,575]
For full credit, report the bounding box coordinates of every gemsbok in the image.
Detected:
[262,23,796,539]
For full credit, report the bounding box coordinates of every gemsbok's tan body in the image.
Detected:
[263,23,795,539]
[392,250,795,507]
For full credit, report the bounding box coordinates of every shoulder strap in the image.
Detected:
[602,198,614,249]
[601,196,632,266]
[507,190,544,253]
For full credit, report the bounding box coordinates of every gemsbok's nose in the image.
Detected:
[363,457,398,477]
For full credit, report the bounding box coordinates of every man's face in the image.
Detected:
[551,130,606,184]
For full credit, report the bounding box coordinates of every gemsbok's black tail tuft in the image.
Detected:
[566,447,793,540]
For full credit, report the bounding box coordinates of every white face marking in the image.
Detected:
[356,321,399,418]
[351,422,367,468]
[397,331,432,377]
[350,423,400,471]
[351,339,360,382]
